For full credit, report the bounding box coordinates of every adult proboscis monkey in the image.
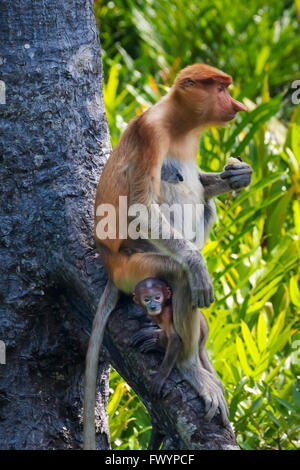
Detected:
[83,63,252,449]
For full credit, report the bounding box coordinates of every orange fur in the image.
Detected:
[84,65,245,448]
[174,63,232,87]
[95,63,246,282]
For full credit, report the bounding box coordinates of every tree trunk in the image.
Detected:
[0,0,239,450]
[0,0,111,450]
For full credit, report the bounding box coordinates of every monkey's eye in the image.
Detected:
[143,298,150,303]
[155,295,161,301]
[218,84,225,92]
[183,78,195,88]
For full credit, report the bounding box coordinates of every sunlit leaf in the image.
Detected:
[290,275,300,308]
[236,337,252,376]
[241,321,260,364]
[257,312,267,352]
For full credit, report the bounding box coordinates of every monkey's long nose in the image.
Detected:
[232,98,248,112]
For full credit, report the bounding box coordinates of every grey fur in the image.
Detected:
[161,159,184,184]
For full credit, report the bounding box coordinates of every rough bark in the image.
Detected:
[0,0,239,450]
[0,0,111,450]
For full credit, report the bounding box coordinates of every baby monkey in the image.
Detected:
[133,277,222,399]
[133,278,181,397]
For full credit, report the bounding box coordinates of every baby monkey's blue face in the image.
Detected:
[141,290,163,315]
[133,278,171,316]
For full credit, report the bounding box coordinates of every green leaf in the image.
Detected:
[247,286,279,314]
[224,95,282,154]
[269,326,293,356]
[291,123,300,165]
[222,172,285,220]
[257,312,267,352]
[250,396,263,412]
[241,321,260,364]
[265,188,294,250]
[290,275,300,308]
[253,353,270,380]
[292,380,300,409]
[107,383,128,417]
[236,336,252,376]
[250,275,283,305]
[229,377,248,420]
[104,63,119,110]
[255,46,270,75]
[268,310,286,345]
[293,200,300,238]
[265,409,281,427]
[273,396,297,412]
[264,357,287,384]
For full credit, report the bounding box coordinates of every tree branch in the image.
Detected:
[59,251,239,450]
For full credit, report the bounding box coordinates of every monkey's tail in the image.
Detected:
[83,279,120,450]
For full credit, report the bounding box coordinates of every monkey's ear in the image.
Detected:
[132,293,139,305]
[180,78,196,89]
[166,287,172,299]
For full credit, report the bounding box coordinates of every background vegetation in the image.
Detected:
[94,0,300,449]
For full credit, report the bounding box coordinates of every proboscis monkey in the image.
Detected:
[132,278,219,397]
[133,278,177,397]
[131,277,223,449]
[83,63,252,449]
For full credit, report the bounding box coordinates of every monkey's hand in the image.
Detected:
[220,161,252,190]
[186,253,214,308]
[131,327,166,353]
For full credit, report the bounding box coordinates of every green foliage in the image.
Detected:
[107,369,152,449]
[95,0,300,450]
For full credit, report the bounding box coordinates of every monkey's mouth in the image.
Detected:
[148,308,162,315]
[225,112,237,121]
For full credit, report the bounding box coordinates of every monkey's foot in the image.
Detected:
[179,364,229,426]
[199,359,225,393]
[130,327,165,353]
[150,371,167,398]
[199,369,229,425]
[208,370,225,394]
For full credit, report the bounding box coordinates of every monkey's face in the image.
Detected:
[174,64,247,127]
[133,287,164,315]
[133,279,171,316]
[209,82,247,125]
[180,80,247,126]
[141,290,164,316]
